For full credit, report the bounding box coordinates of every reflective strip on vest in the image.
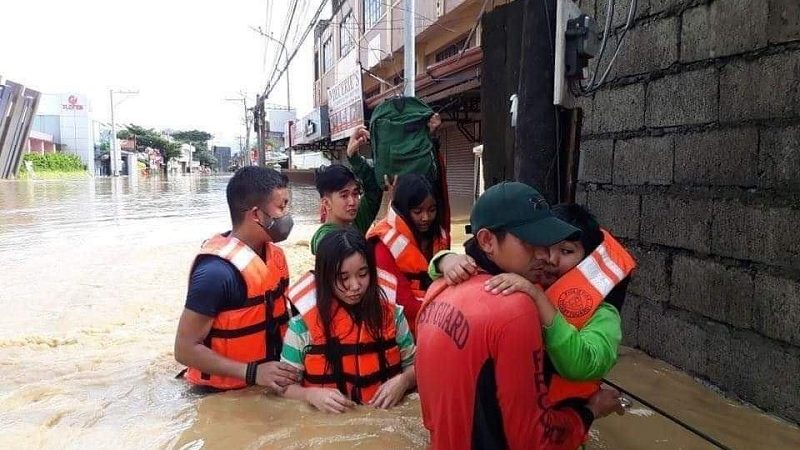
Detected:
[574,231,635,299]
[184,234,290,391]
[287,270,399,314]
[287,272,317,316]
[378,269,398,304]
[229,246,256,272]
[217,238,239,259]
[545,229,636,403]
[577,254,616,297]
[596,244,625,281]
[366,207,449,298]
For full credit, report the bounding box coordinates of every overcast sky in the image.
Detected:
[0,1,324,151]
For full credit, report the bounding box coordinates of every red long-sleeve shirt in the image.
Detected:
[372,240,423,336]
[416,276,593,450]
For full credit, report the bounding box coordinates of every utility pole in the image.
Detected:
[254,95,267,167]
[109,89,138,176]
[514,0,559,202]
[225,95,251,166]
[236,135,244,167]
[403,0,416,97]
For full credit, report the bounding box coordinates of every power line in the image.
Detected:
[262,0,330,99]
[289,0,311,48]
[337,12,403,88]
[603,378,734,450]
[262,1,274,79]
[263,0,299,94]
[573,0,640,95]
[457,0,490,61]
[270,0,299,89]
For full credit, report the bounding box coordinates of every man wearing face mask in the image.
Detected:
[174,166,302,393]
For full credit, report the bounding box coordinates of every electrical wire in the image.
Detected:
[540,0,562,201]
[372,0,457,33]
[262,1,273,78]
[337,11,404,89]
[265,0,299,94]
[457,0,490,61]
[602,378,734,450]
[575,0,639,95]
[261,0,330,99]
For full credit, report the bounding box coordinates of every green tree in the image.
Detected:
[171,129,215,168]
[195,149,217,167]
[171,130,213,147]
[117,124,181,175]
[163,141,183,164]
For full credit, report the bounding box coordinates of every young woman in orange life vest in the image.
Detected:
[280,228,417,413]
[366,174,450,337]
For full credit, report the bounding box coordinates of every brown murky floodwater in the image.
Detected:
[0,176,798,450]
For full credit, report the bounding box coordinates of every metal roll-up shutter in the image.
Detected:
[441,124,478,218]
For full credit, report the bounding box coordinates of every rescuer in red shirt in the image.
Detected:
[415,182,624,450]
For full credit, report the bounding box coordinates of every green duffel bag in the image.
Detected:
[369,96,437,186]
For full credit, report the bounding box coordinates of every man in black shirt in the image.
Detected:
[174,167,301,392]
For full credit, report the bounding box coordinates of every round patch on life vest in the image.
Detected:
[558,288,593,319]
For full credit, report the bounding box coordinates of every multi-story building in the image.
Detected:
[168,142,198,174]
[296,0,496,216]
[212,145,232,172]
[31,93,97,174]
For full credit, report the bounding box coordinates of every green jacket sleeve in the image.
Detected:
[349,154,383,235]
[543,302,621,381]
[428,250,457,280]
[310,223,338,255]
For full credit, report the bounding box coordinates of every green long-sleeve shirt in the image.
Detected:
[428,251,621,381]
[310,154,383,254]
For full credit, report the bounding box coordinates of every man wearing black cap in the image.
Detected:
[415,182,622,450]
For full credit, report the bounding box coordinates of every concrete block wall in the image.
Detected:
[576,0,800,423]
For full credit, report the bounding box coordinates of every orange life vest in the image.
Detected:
[286,270,403,404]
[185,234,291,390]
[366,206,450,300]
[545,229,636,404]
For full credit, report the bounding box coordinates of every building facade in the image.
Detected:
[32,93,97,174]
[295,0,505,216]
[212,145,232,172]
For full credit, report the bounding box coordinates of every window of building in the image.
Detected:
[434,37,469,63]
[340,11,355,57]
[322,35,334,73]
[364,0,383,29]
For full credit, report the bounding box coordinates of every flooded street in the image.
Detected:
[0,176,798,449]
[0,175,428,450]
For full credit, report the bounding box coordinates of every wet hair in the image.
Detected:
[226,166,288,226]
[551,203,603,254]
[391,174,440,240]
[314,164,359,196]
[553,203,630,311]
[314,228,388,346]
